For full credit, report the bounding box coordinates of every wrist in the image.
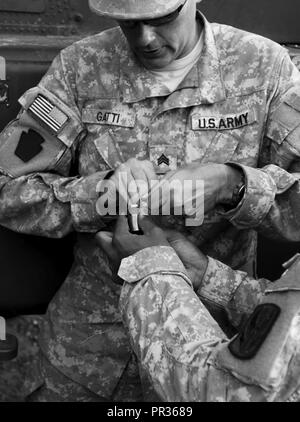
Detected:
[187,255,208,291]
[218,165,245,207]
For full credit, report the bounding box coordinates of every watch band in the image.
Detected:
[231,179,246,207]
[222,175,245,209]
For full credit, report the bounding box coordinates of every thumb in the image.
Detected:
[95,231,122,264]
[138,214,158,233]
[95,231,123,273]
[95,231,114,252]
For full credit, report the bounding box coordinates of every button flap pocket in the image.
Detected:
[201,131,240,164]
[94,130,124,169]
[267,89,300,145]
[187,109,256,164]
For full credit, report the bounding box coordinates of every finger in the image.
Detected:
[95,231,115,257]
[142,161,158,194]
[126,168,140,205]
[114,165,139,208]
[138,214,158,234]
[149,176,177,215]
[132,161,158,201]
[115,215,131,234]
[110,165,130,206]
[147,178,165,215]
[95,231,113,245]
[165,229,187,243]
[130,166,150,202]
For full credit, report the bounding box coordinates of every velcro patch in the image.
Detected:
[191,110,255,131]
[29,95,69,134]
[228,303,281,360]
[0,116,68,178]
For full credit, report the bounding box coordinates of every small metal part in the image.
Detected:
[0,80,9,107]
[282,253,300,269]
[0,56,10,107]
[0,316,18,361]
[128,203,143,235]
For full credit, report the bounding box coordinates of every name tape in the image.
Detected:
[191,110,255,131]
[82,109,136,128]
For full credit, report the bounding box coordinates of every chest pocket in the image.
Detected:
[186,107,259,165]
[81,100,148,169]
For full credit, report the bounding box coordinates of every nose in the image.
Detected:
[135,23,157,49]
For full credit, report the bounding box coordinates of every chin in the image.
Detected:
[143,56,173,70]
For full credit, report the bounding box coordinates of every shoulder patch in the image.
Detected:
[228,303,281,360]
[28,95,69,134]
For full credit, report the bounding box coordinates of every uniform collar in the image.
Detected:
[119,12,226,104]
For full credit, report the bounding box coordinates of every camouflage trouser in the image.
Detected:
[26,353,107,402]
[0,316,43,402]
[27,351,159,402]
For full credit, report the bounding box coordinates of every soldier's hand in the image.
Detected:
[150,163,243,218]
[109,158,158,210]
[165,230,208,290]
[95,215,169,275]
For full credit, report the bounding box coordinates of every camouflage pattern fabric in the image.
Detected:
[0,316,43,402]
[89,0,185,20]
[119,246,300,402]
[0,12,300,400]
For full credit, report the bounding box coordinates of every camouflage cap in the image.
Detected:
[88,0,186,20]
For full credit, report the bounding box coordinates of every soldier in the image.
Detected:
[0,0,300,401]
[97,215,300,402]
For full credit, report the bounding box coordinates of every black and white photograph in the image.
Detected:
[0,0,299,406]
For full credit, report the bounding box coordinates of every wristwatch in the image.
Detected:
[231,178,246,208]
[222,174,246,209]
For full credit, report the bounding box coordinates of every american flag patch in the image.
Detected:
[29,95,69,133]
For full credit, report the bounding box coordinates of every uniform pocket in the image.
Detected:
[187,108,258,165]
[93,130,124,169]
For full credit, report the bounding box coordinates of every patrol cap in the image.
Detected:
[88,0,187,21]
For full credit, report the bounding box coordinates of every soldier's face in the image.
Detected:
[118,0,199,70]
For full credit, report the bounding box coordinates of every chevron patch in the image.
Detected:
[157,154,170,167]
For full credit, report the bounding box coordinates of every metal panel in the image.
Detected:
[0,0,114,37]
[0,0,46,13]
[200,0,300,43]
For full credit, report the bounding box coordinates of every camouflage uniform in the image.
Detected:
[0,12,300,399]
[119,246,300,402]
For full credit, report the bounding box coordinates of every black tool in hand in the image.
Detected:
[0,316,18,361]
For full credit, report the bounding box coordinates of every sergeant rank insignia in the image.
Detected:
[149,144,177,175]
[29,95,69,134]
[157,154,170,167]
